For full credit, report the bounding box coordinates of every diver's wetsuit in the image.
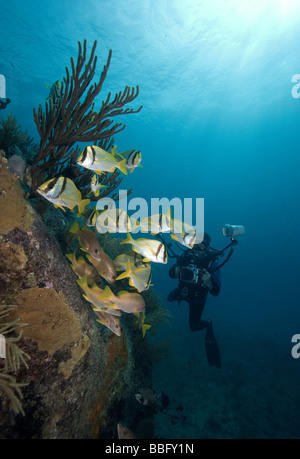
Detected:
[168,248,221,332]
[168,248,222,367]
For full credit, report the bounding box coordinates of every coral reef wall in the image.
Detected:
[0,151,151,438]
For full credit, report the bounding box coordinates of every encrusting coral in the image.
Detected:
[30,39,142,199]
[0,151,34,235]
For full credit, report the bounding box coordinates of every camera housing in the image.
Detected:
[180,265,203,284]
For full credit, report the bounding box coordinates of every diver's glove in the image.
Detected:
[201,269,213,290]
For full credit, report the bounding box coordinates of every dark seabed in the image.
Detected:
[150,325,300,439]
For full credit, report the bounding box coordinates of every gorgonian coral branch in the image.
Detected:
[31,39,142,196]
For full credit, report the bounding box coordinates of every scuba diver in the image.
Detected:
[166,225,244,369]
[168,232,222,368]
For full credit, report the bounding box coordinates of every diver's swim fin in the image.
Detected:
[205,325,221,368]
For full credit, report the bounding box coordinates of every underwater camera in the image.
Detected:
[180,265,204,284]
[222,224,245,239]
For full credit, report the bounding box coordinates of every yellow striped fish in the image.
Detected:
[114,251,148,271]
[120,233,168,264]
[111,145,142,173]
[96,208,133,233]
[80,208,99,227]
[93,309,121,336]
[77,145,128,175]
[135,311,151,337]
[116,259,152,292]
[171,219,197,248]
[69,220,102,261]
[121,149,142,173]
[65,252,100,286]
[89,174,107,197]
[36,176,90,214]
[97,285,146,314]
[76,275,121,316]
[138,207,172,234]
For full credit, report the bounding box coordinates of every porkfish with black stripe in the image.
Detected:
[77,145,128,175]
[36,176,90,214]
[116,258,152,292]
[120,233,168,264]
[111,145,142,173]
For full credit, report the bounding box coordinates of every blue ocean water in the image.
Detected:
[1,0,300,439]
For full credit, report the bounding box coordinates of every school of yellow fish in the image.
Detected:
[36,144,197,337]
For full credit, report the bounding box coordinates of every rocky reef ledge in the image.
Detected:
[0,151,152,439]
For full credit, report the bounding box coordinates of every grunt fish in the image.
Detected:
[80,208,99,227]
[45,80,63,105]
[86,251,117,286]
[120,233,168,264]
[69,220,102,261]
[97,285,145,314]
[135,311,151,337]
[96,208,133,234]
[116,259,152,292]
[36,176,90,214]
[89,173,107,197]
[76,275,120,316]
[114,251,148,271]
[111,145,142,173]
[171,219,197,248]
[65,252,99,286]
[138,207,172,234]
[94,310,121,336]
[120,149,142,173]
[77,145,128,175]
